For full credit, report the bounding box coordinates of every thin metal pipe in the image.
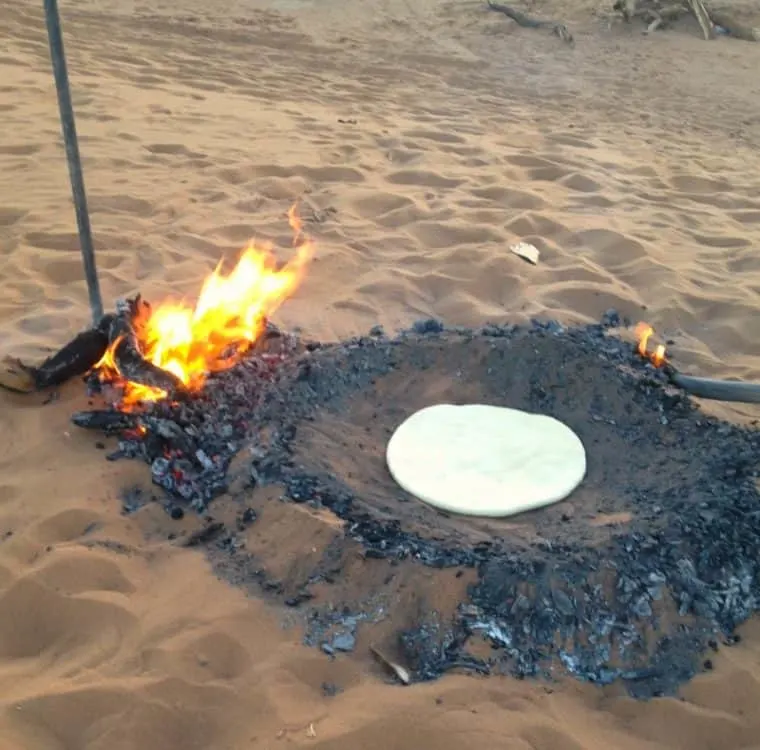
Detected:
[43,0,104,325]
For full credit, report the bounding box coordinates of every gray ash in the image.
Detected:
[73,316,760,698]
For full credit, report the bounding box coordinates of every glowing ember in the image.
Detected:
[95,205,312,408]
[635,322,666,368]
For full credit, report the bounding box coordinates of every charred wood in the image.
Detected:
[71,409,139,433]
[141,416,198,456]
[6,327,110,393]
[178,521,226,547]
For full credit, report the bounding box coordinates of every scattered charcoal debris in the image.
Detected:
[600,308,627,328]
[121,486,149,514]
[71,314,760,698]
[236,507,258,530]
[321,682,343,697]
[331,632,357,652]
[284,590,314,607]
[306,607,364,655]
[412,318,445,335]
[399,613,490,679]
[179,521,225,548]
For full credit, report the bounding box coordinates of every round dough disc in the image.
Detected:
[386,404,586,518]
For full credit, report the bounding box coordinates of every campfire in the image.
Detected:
[633,322,760,404]
[4,264,760,697]
[635,321,667,368]
[91,204,312,411]
[0,205,314,505]
[28,0,760,697]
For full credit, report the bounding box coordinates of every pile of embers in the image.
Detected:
[31,305,760,698]
[20,295,300,507]
[83,318,297,507]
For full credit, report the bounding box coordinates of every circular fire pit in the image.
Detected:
[78,317,760,698]
[287,326,674,551]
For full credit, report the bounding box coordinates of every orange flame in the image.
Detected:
[635,322,666,367]
[96,205,312,409]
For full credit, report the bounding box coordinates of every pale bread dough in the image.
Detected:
[386,404,586,517]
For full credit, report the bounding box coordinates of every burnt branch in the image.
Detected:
[487,1,574,44]
[71,409,139,433]
[0,293,286,399]
[1,326,111,394]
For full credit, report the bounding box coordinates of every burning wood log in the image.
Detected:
[0,296,185,400]
[102,296,186,398]
[1,203,312,405]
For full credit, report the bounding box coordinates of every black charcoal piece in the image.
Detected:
[16,326,110,391]
[71,409,139,433]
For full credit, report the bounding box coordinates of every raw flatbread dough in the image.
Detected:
[386,404,586,518]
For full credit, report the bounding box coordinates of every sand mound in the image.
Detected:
[2,0,760,747]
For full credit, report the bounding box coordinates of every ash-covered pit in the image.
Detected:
[290,327,679,551]
[75,317,760,699]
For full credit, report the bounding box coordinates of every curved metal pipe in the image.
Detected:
[667,369,760,404]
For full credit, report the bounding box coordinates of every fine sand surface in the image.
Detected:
[2,0,760,747]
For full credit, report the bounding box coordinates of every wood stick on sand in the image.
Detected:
[486,1,574,44]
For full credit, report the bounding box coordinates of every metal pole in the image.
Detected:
[43,0,104,325]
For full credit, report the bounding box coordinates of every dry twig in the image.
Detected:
[487,0,575,44]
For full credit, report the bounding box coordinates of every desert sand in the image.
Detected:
[2,0,760,746]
